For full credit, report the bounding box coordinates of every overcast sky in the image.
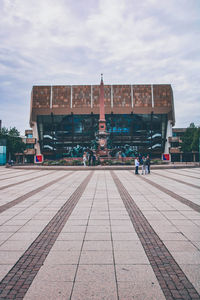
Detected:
[0,0,200,134]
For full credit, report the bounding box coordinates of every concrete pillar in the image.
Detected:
[32,121,41,155]
[164,120,172,155]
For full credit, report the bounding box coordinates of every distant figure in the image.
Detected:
[135,157,140,175]
[92,153,96,166]
[141,156,146,175]
[146,155,151,174]
[88,151,93,166]
[83,152,87,167]
[138,153,142,165]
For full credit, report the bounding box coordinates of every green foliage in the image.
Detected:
[181,123,200,152]
[42,159,83,166]
[0,126,26,161]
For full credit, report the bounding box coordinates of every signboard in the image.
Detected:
[162,154,170,161]
[0,146,6,165]
[34,154,43,164]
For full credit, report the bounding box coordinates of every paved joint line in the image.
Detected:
[0,170,56,191]
[152,171,200,190]
[0,172,73,214]
[69,172,98,300]
[135,172,200,213]
[0,171,93,300]
[0,170,42,181]
[111,171,200,300]
[166,169,200,180]
[105,171,120,300]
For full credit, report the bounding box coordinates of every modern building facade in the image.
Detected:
[30,80,175,160]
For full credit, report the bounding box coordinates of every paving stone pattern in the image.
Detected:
[0,170,55,191]
[111,171,200,300]
[154,172,200,190]
[0,172,93,299]
[0,167,199,299]
[0,172,73,214]
[138,173,200,213]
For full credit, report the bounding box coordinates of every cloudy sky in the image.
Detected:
[0,0,200,134]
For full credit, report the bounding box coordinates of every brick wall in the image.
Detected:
[52,86,71,108]
[133,85,152,107]
[32,86,51,108]
[31,84,173,110]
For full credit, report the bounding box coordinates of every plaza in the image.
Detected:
[0,166,199,299]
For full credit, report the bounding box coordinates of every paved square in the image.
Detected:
[0,166,199,299]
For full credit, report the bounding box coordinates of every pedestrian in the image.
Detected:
[141,156,146,175]
[88,151,93,166]
[83,152,87,167]
[144,157,148,174]
[135,157,139,175]
[92,153,96,166]
[146,155,151,174]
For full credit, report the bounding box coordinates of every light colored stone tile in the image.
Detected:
[57,232,85,240]
[71,281,117,300]
[171,251,200,264]
[180,264,200,294]
[86,225,110,233]
[88,219,110,226]
[45,251,80,265]
[24,280,73,300]
[0,225,21,232]
[118,278,165,299]
[113,241,144,251]
[85,232,111,241]
[59,225,86,233]
[0,251,22,264]
[111,225,134,232]
[9,232,39,241]
[157,232,187,241]
[0,232,13,241]
[112,232,139,241]
[79,251,113,264]
[36,264,77,281]
[0,265,12,281]
[76,265,115,282]
[114,251,149,265]
[82,241,112,251]
[0,240,31,251]
[164,241,198,252]
[51,241,82,251]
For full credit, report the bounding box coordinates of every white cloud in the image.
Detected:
[0,0,200,133]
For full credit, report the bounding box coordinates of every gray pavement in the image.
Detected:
[0,166,199,299]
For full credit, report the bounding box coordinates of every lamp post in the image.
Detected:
[51,112,55,159]
[199,136,200,165]
[150,111,153,157]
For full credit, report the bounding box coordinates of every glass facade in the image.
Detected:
[37,113,167,159]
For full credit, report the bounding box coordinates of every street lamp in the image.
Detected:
[150,111,153,157]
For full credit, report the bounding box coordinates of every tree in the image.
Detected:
[181,123,200,152]
[0,127,26,161]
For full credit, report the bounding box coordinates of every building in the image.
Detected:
[29,79,175,160]
[170,128,199,162]
[15,130,36,163]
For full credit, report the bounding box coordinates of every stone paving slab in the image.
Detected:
[0,167,199,299]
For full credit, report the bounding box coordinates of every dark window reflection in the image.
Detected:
[37,114,167,158]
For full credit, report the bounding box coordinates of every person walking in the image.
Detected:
[83,152,87,167]
[146,155,151,174]
[135,157,140,175]
[141,156,146,175]
[92,153,96,166]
